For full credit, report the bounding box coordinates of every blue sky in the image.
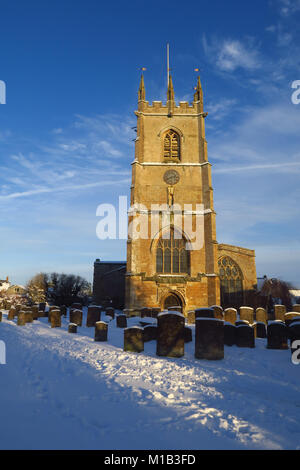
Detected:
[0,0,300,287]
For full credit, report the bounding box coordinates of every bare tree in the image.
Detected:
[261,278,293,311]
[45,273,90,306]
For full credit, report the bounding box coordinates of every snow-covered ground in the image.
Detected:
[0,308,300,450]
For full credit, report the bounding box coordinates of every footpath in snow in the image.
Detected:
[0,308,300,450]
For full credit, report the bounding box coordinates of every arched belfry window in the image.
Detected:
[163,130,180,160]
[156,228,190,274]
[218,257,243,308]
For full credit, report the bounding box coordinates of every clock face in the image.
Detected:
[163,170,180,185]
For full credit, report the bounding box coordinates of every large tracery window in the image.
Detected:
[156,229,190,274]
[163,130,180,160]
[218,256,243,308]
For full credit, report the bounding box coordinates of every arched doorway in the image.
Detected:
[163,293,182,311]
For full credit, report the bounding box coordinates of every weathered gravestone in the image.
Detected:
[267,321,288,349]
[48,306,59,323]
[116,314,127,328]
[7,307,16,320]
[68,323,77,334]
[17,311,26,326]
[236,325,255,348]
[224,308,237,325]
[50,310,61,328]
[239,306,254,324]
[210,305,224,320]
[187,310,195,324]
[143,325,157,342]
[195,318,224,360]
[94,321,108,342]
[195,307,214,319]
[256,322,267,338]
[256,307,268,324]
[274,305,286,322]
[70,309,82,327]
[86,306,101,327]
[157,312,184,358]
[292,304,300,313]
[124,326,144,353]
[25,309,33,323]
[224,322,236,346]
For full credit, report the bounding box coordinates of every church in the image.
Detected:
[93,72,257,315]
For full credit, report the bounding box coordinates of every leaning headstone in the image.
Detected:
[210,305,224,320]
[239,306,254,324]
[94,321,108,342]
[274,305,286,322]
[236,325,255,348]
[256,322,267,338]
[184,326,192,343]
[195,307,214,319]
[7,307,16,320]
[224,308,237,325]
[187,310,195,324]
[68,323,77,334]
[256,307,268,324]
[195,318,224,360]
[267,321,288,349]
[70,309,82,327]
[116,314,127,328]
[292,304,300,313]
[86,306,101,327]
[157,312,185,358]
[124,327,144,353]
[143,325,157,342]
[50,310,61,328]
[284,312,300,327]
[224,322,236,346]
[141,307,152,318]
[17,311,26,326]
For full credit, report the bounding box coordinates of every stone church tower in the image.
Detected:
[93,72,257,312]
[125,74,221,315]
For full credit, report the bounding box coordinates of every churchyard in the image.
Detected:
[1,302,300,450]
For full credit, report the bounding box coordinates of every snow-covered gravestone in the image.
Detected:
[236,325,255,348]
[274,305,286,322]
[195,318,224,360]
[256,307,267,324]
[86,306,101,327]
[124,326,144,353]
[94,321,108,342]
[7,307,16,320]
[25,309,33,324]
[168,306,183,313]
[284,312,300,327]
[289,323,300,357]
[50,310,61,328]
[195,307,214,319]
[292,305,300,313]
[156,312,184,358]
[239,306,254,324]
[224,308,237,325]
[70,309,82,327]
[267,321,288,349]
[116,314,127,328]
[210,305,224,320]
